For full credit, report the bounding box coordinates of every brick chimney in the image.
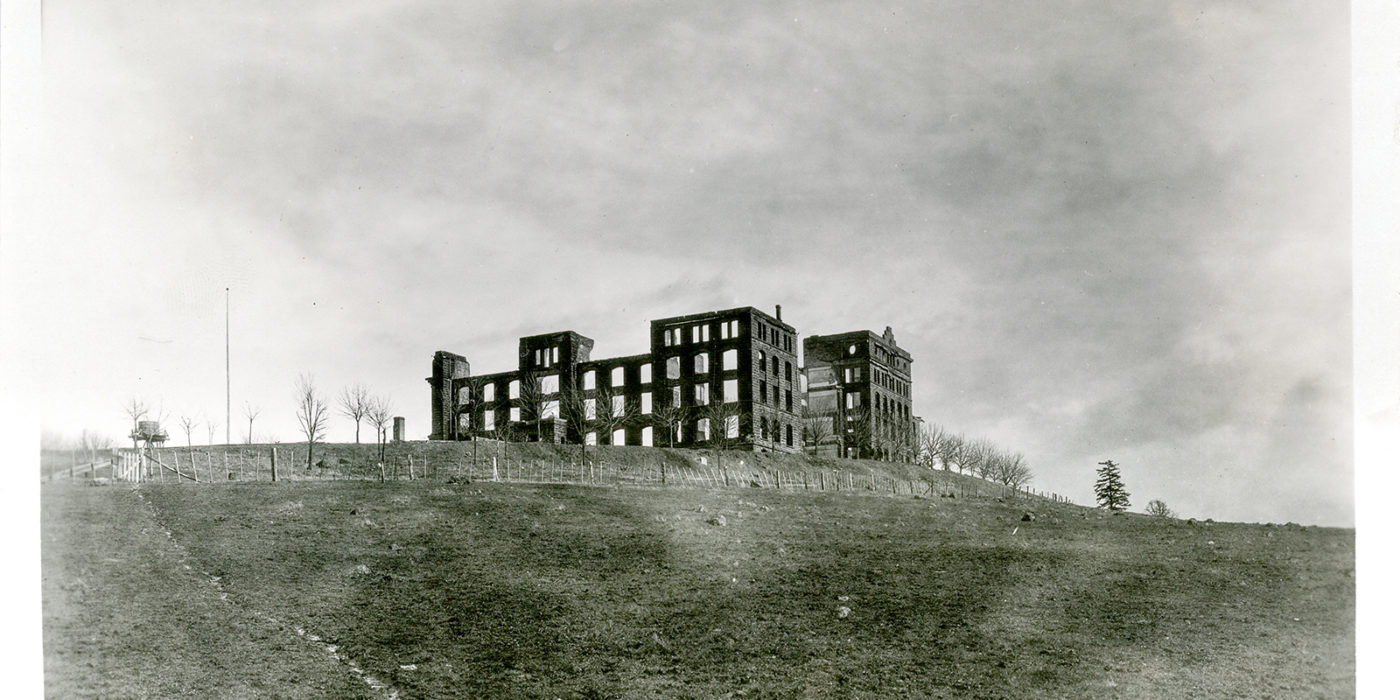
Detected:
[775,304,783,322]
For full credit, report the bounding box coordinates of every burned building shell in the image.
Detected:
[428,305,915,459]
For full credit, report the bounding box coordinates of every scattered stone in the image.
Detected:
[399,664,417,671]
[695,505,707,513]
[706,514,727,527]
[352,564,371,575]
[837,606,851,619]
[1021,512,1036,522]
[390,543,403,551]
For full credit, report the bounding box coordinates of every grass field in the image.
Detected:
[42,479,1353,698]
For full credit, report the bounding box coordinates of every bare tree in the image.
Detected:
[78,428,112,463]
[988,450,1034,491]
[338,383,372,444]
[560,380,594,463]
[178,414,199,449]
[801,405,835,453]
[942,433,969,474]
[1145,499,1176,518]
[123,397,148,449]
[243,403,262,445]
[701,400,744,473]
[651,400,688,449]
[971,439,1004,479]
[917,422,949,470]
[367,395,394,462]
[593,382,637,445]
[702,401,743,449]
[204,415,220,446]
[844,406,874,459]
[515,370,548,441]
[294,373,329,471]
[889,417,917,463]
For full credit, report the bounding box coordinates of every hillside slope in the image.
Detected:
[43,480,1352,698]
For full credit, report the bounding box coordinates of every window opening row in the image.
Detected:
[662,319,742,347]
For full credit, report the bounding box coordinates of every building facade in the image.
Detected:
[427,306,805,454]
[802,327,916,460]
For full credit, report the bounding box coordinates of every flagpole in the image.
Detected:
[225,287,230,445]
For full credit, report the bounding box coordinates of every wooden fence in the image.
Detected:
[102,444,1074,506]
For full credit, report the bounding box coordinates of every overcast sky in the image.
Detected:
[8,0,1351,525]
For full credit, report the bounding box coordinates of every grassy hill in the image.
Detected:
[42,479,1352,698]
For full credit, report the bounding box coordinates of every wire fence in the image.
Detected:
[91,443,1075,505]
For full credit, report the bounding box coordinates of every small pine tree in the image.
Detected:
[1094,459,1131,511]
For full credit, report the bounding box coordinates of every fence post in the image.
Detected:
[408,455,415,480]
[270,447,278,482]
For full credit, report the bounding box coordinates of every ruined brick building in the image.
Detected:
[803,327,915,460]
[428,305,917,459]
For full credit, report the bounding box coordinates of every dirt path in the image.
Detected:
[41,484,390,698]
[131,487,400,699]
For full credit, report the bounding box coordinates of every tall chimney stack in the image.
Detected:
[775,304,782,322]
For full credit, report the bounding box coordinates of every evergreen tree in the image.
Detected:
[1094,459,1131,511]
